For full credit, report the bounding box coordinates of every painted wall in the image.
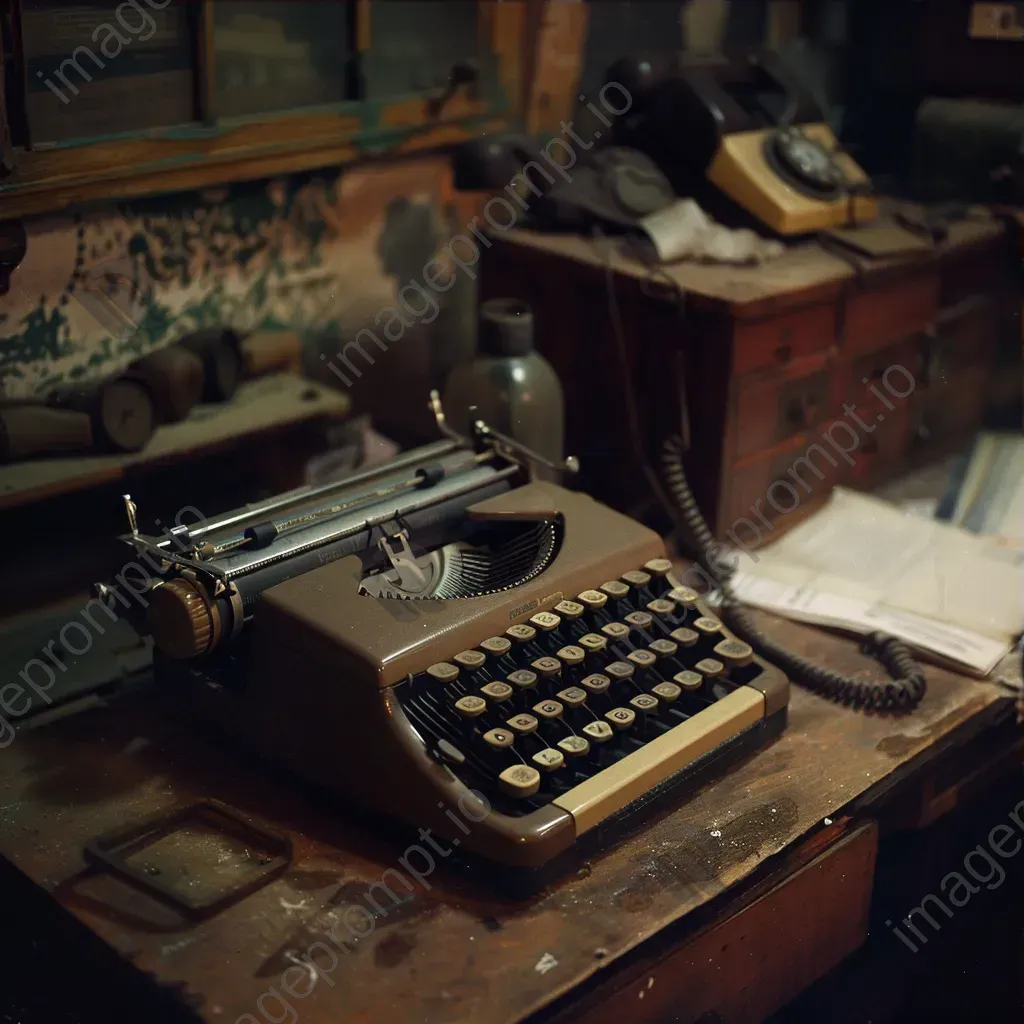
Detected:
[0,156,479,438]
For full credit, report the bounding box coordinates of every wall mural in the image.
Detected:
[0,157,462,405]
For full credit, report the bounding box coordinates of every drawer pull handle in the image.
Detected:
[773,344,792,363]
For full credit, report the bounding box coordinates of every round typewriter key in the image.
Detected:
[693,616,723,637]
[624,611,653,630]
[455,695,487,717]
[532,748,565,772]
[579,633,608,653]
[532,699,564,721]
[557,645,585,666]
[577,589,608,610]
[454,650,486,671]
[670,627,699,647]
[583,720,614,743]
[529,611,561,631]
[499,764,541,798]
[600,580,630,600]
[481,680,514,702]
[554,600,585,619]
[601,622,630,641]
[506,623,537,643]
[652,681,682,703]
[605,707,636,730]
[482,728,514,750]
[622,569,652,589]
[531,656,562,678]
[668,586,699,608]
[646,598,676,616]
[507,713,539,735]
[696,657,725,679]
[627,649,657,670]
[714,638,754,668]
[426,662,459,683]
[649,638,679,659]
[508,669,538,690]
[558,734,590,757]
[644,558,674,577]
[674,670,704,691]
[605,661,634,682]
[581,673,611,695]
[630,693,659,714]
[480,636,512,657]
[557,686,588,707]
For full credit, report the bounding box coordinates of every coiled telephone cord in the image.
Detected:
[660,436,928,712]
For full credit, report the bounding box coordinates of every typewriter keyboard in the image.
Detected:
[397,559,769,818]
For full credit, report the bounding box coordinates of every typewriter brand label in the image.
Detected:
[509,599,540,621]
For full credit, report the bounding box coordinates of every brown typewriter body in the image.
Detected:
[156,480,788,872]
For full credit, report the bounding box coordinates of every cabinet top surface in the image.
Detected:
[494,214,1005,316]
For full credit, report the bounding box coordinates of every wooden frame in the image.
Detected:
[0,0,527,218]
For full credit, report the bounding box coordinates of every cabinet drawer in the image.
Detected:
[927,300,997,385]
[909,365,990,457]
[733,303,837,376]
[844,274,938,357]
[733,360,836,459]
[844,409,912,490]
[846,336,925,424]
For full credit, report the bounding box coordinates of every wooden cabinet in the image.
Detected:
[0,0,525,218]
[481,217,1015,540]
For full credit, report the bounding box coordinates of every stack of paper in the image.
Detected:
[731,487,1024,677]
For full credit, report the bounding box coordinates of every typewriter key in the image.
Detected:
[673,670,703,691]
[630,694,659,714]
[455,695,487,717]
[577,589,608,610]
[454,650,486,671]
[529,611,561,632]
[652,681,682,702]
[482,728,514,750]
[556,686,588,708]
[507,713,539,735]
[649,638,679,659]
[481,681,513,702]
[601,622,630,641]
[532,748,565,772]
[508,669,538,690]
[578,633,608,653]
[624,611,653,630]
[531,656,562,678]
[714,638,754,668]
[558,735,590,757]
[583,720,614,743]
[670,627,699,647]
[480,636,512,657]
[605,661,634,682]
[605,707,636,731]
[600,580,630,600]
[646,599,676,616]
[627,650,657,670]
[668,586,699,608]
[693,616,723,637]
[556,645,585,666]
[581,673,611,695]
[644,558,674,577]
[499,764,541,798]
[532,699,564,721]
[427,662,459,683]
[695,657,725,679]
[554,600,585,619]
[621,570,652,589]
[506,623,537,643]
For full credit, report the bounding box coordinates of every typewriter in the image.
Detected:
[98,396,788,881]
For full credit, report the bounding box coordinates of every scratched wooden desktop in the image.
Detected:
[0,598,1016,1024]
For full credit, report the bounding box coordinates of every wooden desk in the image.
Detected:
[0,610,1016,1024]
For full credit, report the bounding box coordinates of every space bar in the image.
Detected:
[551,686,766,834]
